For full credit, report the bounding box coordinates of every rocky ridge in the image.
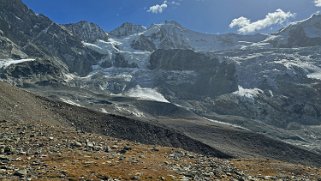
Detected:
[263,14,321,48]
[0,0,103,77]
[64,21,109,43]
[109,22,146,38]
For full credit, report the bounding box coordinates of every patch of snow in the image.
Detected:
[60,98,82,107]
[106,38,122,46]
[84,37,151,68]
[83,39,122,60]
[125,85,170,103]
[274,59,316,70]
[114,105,145,117]
[101,108,108,113]
[243,42,272,49]
[131,108,145,117]
[307,72,321,80]
[233,86,263,99]
[15,16,22,21]
[83,42,103,51]
[63,73,77,82]
[204,117,248,130]
[274,59,321,80]
[0,58,35,69]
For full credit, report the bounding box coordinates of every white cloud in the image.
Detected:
[230,17,251,28]
[147,1,168,14]
[229,9,295,34]
[315,0,321,7]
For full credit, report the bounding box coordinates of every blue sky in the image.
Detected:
[22,0,320,34]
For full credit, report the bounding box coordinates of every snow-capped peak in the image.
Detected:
[262,13,321,48]
[279,13,321,37]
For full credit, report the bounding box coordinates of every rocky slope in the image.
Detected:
[25,82,321,167]
[1,0,321,178]
[1,82,321,180]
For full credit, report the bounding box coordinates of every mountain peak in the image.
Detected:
[266,13,321,48]
[109,22,146,37]
[164,20,182,27]
[148,20,184,30]
[72,20,96,26]
[279,13,321,33]
[63,21,108,42]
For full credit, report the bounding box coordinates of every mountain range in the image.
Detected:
[1,0,321,179]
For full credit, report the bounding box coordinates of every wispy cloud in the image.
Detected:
[170,1,181,6]
[315,0,321,7]
[147,1,168,14]
[229,9,295,34]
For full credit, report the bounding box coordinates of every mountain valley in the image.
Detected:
[1,0,321,180]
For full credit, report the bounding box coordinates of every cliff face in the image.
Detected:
[149,49,238,98]
[63,21,109,43]
[109,22,146,37]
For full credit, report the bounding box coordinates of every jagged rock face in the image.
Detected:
[0,35,27,59]
[146,22,193,50]
[28,22,103,75]
[113,53,138,68]
[0,0,44,45]
[109,22,146,37]
[149,49,238,98]
[0,59,62,83]
[130,35,156,51]
[266,14,321,48]
[150,49,213,70]
[0,0,102,76]
[63,21,109,43]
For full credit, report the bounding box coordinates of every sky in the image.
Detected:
[22,0,321,34]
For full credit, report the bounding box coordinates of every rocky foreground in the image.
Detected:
[1,118,321,181]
